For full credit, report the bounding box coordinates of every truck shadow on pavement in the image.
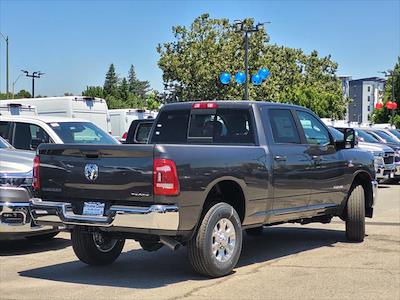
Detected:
[19,226,349,289]
[0,235,70,256]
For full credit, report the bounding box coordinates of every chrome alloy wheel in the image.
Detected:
[211,218,236,262]
[92,232,119,253]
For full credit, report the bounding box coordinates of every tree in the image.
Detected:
[15,89,32,99]
[157,14,346,118]
[104,64,119,96]
[119,77,129,101]
[128,65,150,98]
[146,91,161,110]
[82,64,154,110]
[82,86,105,98]
[373,56,400,128]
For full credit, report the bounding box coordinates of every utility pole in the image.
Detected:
[21,70,44,98]
[0,32,9,97]
[234,20,270,100]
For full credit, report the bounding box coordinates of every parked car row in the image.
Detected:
[323,121,400,183]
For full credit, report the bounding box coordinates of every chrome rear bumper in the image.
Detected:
[0,187,56,236]
[30,198,179,231]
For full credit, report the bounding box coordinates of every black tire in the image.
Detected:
[71,230,125,265]
[27,230,59,241]
[140,241,163,252]
[345,185,365,242]
[245,226,264,236]
[188,202,242,278]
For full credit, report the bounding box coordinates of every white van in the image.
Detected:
[109,108,156,141]
[0,103,37,116]
[0,96,111,133]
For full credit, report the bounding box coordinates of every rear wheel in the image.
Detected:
[188,202,242,277]
[71,230,125,265]
[345,185,365,242]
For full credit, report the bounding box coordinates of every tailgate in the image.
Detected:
[38,144,154,205]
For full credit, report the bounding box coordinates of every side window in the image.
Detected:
[266,109,301,144]
[13,123,50,150]
[297,111,331,145]
[0,121,11,140]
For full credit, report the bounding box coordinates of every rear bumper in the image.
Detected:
[0,187,56,238]
[30,198,179,231]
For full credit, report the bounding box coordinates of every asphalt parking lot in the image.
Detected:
[1,184,399,300]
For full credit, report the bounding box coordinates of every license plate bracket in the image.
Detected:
[82,202,105,216]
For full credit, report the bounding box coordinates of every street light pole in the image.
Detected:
[234,20,270,100]
[0,32,9,97]
[21,70,45,98]
[244,31,249,100]
[12,72,24,99]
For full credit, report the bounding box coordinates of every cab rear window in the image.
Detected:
[151,108,255,144]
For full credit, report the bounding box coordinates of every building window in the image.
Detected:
[368,106,370,111]
[367,86,371,92]
[368,96,370,101]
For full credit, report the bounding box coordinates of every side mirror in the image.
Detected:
[335,128,356,150]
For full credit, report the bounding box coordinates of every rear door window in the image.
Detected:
[0,121,11,140]
[267,109,301,144]
[13,122,50,150]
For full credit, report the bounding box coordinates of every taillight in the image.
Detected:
[122,132,128,140]
[153,159,179,195]
[33,155,40,190]
[192,102,218,109]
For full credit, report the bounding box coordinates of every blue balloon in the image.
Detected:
[219,72,231,85]
[258,68,270,80]
[251,74,262,85]
[234,72,246,84]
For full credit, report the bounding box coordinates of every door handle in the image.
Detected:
[274,155,287,161]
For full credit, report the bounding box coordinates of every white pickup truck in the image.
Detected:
[0,115,118,151]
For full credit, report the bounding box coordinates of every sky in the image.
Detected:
[0,0,399,96]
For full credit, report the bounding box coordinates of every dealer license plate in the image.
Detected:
[82,202,105,216]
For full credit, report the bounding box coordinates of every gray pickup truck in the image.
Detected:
[30,101,377,277]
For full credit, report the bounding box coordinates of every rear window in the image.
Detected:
[151,108,255,144]
[48,122,118,144]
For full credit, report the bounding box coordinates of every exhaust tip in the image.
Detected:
[160,236,181,251]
